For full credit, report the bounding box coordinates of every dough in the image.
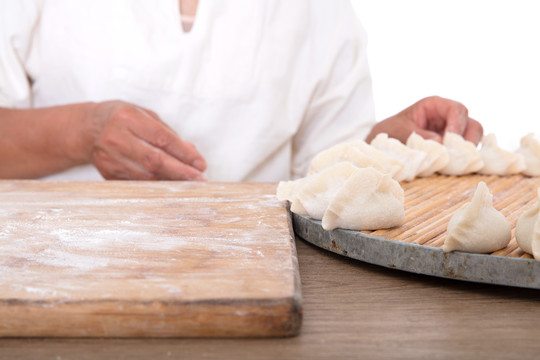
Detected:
[515,188,540,258]
[322,167,404,231]
[276,176,310,215]
[438,133,484,176]
[370,133,427,182]
[308,142,385,176]
[348,139,405,180]
[478,133,525,175]
[276,162,404,231]
[277,162,358,219]
[443,182,511,253]
[406,132,449,177]
[516,133,540,177]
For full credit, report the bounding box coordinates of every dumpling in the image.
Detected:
[515,188,540,258]
[516,133,540,177]
[308,142,385,176]
[276,162,405,232]
[370,133,427,182]
[406,132,449,177]
[438,133,484,175]
[347,139,405,179]
[276,176,309,215]
[443,182,511,253]
[322,167,404,231]
[278,162,359,220]
[478,133,525,175]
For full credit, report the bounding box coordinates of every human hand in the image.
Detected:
[82,101,207,180]
[365,96,483,145]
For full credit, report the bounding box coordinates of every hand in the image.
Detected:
[365,96,484,145]
[82,101,207,180]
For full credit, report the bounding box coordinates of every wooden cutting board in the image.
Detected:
[0,181,301,338]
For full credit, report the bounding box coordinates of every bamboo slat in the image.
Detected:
[364,174,540,259]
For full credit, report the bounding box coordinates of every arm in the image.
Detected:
[0,101,207,180]
[365,96,484,145]
[0,3,205,180]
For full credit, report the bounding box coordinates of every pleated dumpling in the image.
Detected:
[276,176,310,215]
[478,133,525,175]
[308,142,385,176]
[438,133,484,175]
[348,139,405,179]
[277,162,358,220]
[515,188,540,259]
[443,182,511,253]
[516,133,540,177]
[322,167,404,231]
[276,162,405,231]
[370,133,427,182]
[406,132,449,177]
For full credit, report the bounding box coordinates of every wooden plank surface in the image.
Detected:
[0,181,301,338]
[2,238,540,360]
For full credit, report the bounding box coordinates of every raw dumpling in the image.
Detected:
[308,143,385,175]
[370,133,427,182]
[438,133,484,176]
[322,167,404,231]
[478,133,525,175]
[515,188,540,258]
[443,182,511,253]
[276,162,405,231]
[516,133,540,177]
[348,139,405,179]
[406,132,449,177]
[276,176,309,212]
[277,162,358,220]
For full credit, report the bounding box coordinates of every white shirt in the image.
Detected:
[0,0,375,181]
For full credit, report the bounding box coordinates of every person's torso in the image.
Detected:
[30,0,323,181]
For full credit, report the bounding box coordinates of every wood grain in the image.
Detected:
[0,181,301,338]
[368,174,540,257]
[2,239,540,360]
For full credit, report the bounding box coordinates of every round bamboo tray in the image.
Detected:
[293,174,540,289]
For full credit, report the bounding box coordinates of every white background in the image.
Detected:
[350,0,540,149]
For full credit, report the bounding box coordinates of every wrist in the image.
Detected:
[67,102,102,165]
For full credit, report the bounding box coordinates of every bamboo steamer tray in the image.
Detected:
[292,174,540,289]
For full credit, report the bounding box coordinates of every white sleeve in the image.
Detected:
[291,0,376,179]
[0,0,41,108]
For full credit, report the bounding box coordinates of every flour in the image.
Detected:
[0,182,296,304]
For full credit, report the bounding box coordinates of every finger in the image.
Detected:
[412,127,443,143]
[135,107,176,133]
[127,137,206,181]
[462,117,484,145]
[93,124,206,181]
[91,146,158,181]
[443,106,468,135]
[129,107,207,171]
[415,96,469,135]
[366,116,412,144]
[439,101,468,135]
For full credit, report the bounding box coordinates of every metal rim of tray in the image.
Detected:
[292,213,540,290]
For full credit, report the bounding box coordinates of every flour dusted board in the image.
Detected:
[0,181,301,337]
[294,175,540,289]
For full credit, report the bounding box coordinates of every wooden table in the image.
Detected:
[2,235,540,359]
